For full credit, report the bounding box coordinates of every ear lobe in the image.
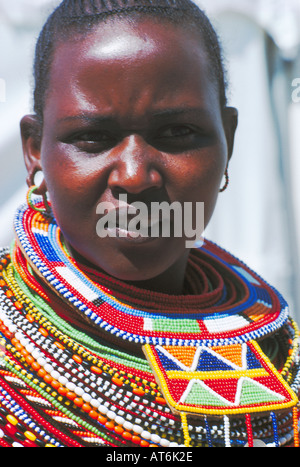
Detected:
[223,106,238,163]
[20,115,44,191]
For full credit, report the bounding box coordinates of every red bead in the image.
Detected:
[22,439,38,448]
[5,423,17,437]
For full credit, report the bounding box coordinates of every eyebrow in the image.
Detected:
[151,107,212,120]
[57,114,114,125]
[57,107,212,125]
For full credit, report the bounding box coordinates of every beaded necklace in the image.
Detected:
[0,202,299,447]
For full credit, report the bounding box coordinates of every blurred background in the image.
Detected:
[0,0,300,320]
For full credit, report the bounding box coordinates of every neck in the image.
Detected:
[67,242,191,295]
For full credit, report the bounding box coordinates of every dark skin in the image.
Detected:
[20,18,238,297]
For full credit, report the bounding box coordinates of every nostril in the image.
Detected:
[111,186,169,208]
[111,186,127,200]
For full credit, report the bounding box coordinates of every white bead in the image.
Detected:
[32,350,41,360]
[66,382,76,391]
[51,370,60,380]
[141,430,151,440]
[123,421,133,431]
[82,393,91,403]
[44,363,54,374]
[98,405,108,415]
[133,425,143,435]
[37,357,46,367]
[20,337,29,347]
[150,434,161,443]
[58,376,68,385]
[75,387,84,397]
[115,416,125,426]
[160,438,170,447]
[107,410,116,420]
[90,399,100,408]
[0,428,4,439]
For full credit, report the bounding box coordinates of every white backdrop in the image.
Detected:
[0,0,299,319]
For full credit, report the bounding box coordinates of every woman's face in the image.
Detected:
[22,18,237,292]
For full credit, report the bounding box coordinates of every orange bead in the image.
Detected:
[112,377,123,387]
[74,398,83,407]
[114,426,124,435]
[51,380,60,390]
[31,362,41,371]
[14,301,23,310]
[5,290,13,298]
[81,403,91,413]
[26,314,35,323]
[73,355,82,364]
[11,338,19,347]
[132,436,141,445]
[97,415,107,425]
[66,391,76,400]
[89,410,99,420]
[38,368,46,378]
[25,355,34,365]
[14,342,23,352]
[54,341,64,350]
[122,431,132,441]
[0,280,6,287]
[105,421,115,431]
[140,440,150,447]
[44,374,53,384]
[58,386,68,396]
[133,388,145,396]
[91,366,102,375]
[39,327,48,337]
[155,397,166,405]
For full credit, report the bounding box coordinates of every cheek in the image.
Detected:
[41,148,105,212]
[173,152,225,226]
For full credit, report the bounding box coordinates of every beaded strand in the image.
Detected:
[1,200,300,447]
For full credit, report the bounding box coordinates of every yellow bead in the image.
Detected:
[25,431,37,442]
[45,444,56,447]
[7,415,18,426]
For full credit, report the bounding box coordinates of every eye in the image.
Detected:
[153,124,207,153]
[64,131,117,153]
[159,125,195,138]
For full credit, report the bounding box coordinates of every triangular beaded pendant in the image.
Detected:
[143,340,298,417]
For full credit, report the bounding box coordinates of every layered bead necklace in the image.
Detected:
[0,201,299,447]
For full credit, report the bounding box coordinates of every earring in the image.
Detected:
[219,168,229,193]
[26,185,51,214]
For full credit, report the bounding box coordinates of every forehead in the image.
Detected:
[50,16,212,78]
[44,17,220,121]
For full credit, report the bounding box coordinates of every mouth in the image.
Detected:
[96,205,173,243]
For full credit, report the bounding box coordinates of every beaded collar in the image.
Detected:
[0,202,298,447]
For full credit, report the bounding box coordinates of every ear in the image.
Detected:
[222,107,238,164]
[20,115,46,195]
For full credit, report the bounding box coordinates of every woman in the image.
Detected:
[0,0,299,448]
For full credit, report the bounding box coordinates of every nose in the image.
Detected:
[107,135,163,196]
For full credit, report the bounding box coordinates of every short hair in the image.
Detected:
[33,0,228,124]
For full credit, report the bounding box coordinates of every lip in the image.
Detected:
[105,226,158,244]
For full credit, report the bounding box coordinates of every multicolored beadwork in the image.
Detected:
[0,201,298,447]
[14,201,289,346]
